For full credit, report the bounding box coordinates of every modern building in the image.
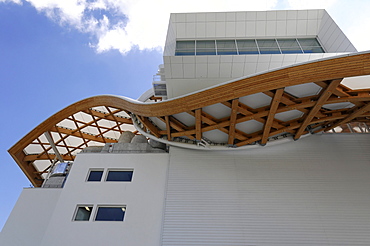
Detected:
[2,9,370,246]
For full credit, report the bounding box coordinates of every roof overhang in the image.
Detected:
[9,51,370,186]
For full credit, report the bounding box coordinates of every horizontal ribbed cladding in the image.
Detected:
[162,134,370,246]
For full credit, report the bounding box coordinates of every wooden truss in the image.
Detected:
[8,52,370,186]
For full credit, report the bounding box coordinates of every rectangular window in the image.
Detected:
[298,38,324,53]
[106,170,133,182]
[236,40,259,54]
[74,206,93,221]
[257,39,280,54]
[95,206,126,221]
[196,40,216,55]
[175,38,324,56]
[216,40,237,55]
[175,41,195,56]
[87,170,104,181]
[277,39,303,54]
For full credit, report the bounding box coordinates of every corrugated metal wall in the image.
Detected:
[162,134,370,246]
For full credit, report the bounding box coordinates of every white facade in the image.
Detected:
[1,153,169,246]
[2,9,370,246]
[2,134,370,245]
[163,10,356,98]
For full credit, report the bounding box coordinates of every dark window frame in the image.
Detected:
[87,169,104,182]
[105,170,134,182]
[74,205,93,221]
[95,206,126,221]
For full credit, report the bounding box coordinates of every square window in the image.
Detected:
[74,206,93,221]
[95,206,126,221]
[106,170,133,182]
[87,170,104,181]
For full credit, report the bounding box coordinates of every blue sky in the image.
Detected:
[1,0,370,231]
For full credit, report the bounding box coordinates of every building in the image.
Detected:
[2,9,370,245]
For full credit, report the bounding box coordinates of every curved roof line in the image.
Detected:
[9,52,370,186]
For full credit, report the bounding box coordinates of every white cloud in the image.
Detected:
[286,0,337,9]
[6,0,278,54]
[4,0,370,54]
[0,0,22,4]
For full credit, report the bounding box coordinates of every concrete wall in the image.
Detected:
[162,134,370,246]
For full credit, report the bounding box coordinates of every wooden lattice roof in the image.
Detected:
[9,52,370,186]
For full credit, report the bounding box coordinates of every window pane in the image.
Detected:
[302,47,325,53]
[236,40,258,54]
[257,39,278,48]
[175,51,195,56]
[175,41,195,56]
[277,39,302,53]
[259,48,281,54]
[298,38,324,53]
[277,39,300,48]
[95,207,125,221]
[257,40,280,54]
[281,48,303,54]
[87,170,103,181]
[176,41,195,49]
[297,38,320,46]
[216,40,237,55]
[237,40,257,48]
[196,40,216,55]
[216,40,236,49]
[106,171,133,181]
[196,40,215,48]
[74,206,92,221]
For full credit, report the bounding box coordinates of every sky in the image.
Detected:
[1,0,370,231]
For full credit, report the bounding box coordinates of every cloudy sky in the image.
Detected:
[1,0,370,230]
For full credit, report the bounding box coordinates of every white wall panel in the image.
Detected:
[266,21,277,36]
[235,21,246,37]
[196,22,206,38]
[226,22,236,37]
[205,22,216,38]
[162,134,370,245]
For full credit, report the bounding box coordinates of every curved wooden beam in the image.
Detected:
[8,52,370,186]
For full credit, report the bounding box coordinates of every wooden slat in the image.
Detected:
[165,116,171,140]
[325,103,370,131]
[195,109,202,140]
[8,52,370,186]
[138,116,161,138]
[24,154,74,162]
[294,79,343,140]
[261,88,284,145]
[228,99,239,145]
[51,126,116,143]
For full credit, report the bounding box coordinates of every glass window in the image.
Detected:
[297,38,320,47]
[196,40,216,55]
[175,38,324,56]
[87,170,103,181]
[257,39,280,54]
[277,39,303,54]
[175,41,195,56]
[301,46,325,53]
[237,40,259,54]
[216,40,237,55]
[74,206,93,221]
[106,170,133,182]
[95,207,126,221]
[298,38,324,53]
